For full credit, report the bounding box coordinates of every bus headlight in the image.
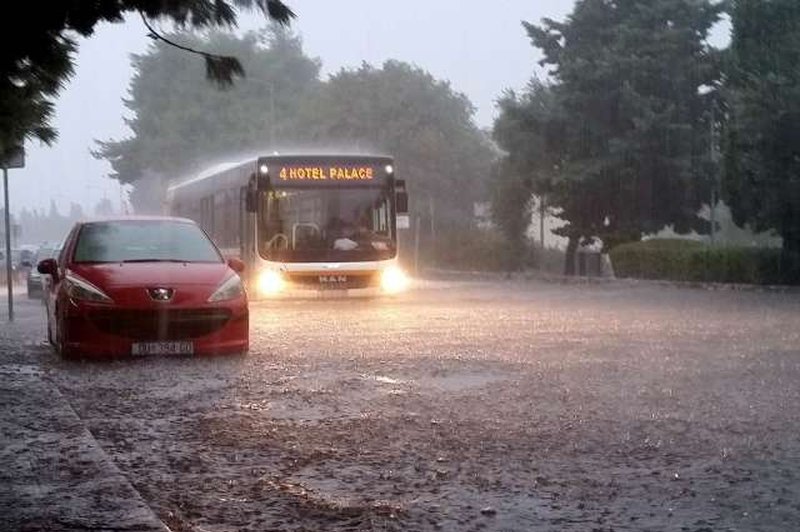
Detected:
[258,270,285,296]
[380,266,409,293]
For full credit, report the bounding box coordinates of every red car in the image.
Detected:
[38,216,248,358]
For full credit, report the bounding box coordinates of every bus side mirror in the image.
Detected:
[396,191,409,215]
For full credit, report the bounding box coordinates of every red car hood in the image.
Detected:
[70,262,230,288]
[68,262,236,306]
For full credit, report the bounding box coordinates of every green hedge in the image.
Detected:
[610,239,797,285]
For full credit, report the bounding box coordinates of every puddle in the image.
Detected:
[286,464,553,528]
[367,375,406,385]
[418,371,508,393]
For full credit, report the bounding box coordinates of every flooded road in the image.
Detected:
[24,280,800,530]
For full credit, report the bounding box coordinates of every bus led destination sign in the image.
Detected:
[278,165,375,182]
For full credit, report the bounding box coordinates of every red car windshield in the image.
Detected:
[73,221,223,264]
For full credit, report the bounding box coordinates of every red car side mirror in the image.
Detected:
[37,258,59,281]
[227,257,245,273]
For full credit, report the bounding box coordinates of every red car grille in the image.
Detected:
[88,309,232,340]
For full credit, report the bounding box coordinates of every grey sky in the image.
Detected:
[8,0,727,222]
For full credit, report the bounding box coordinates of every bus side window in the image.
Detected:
[239,187,247,254]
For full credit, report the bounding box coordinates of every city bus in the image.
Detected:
[167,154,410,298]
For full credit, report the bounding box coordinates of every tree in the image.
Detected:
[489,159,532,270]
[305,60,495,232]
[724,0,800,277]
[491,81,564,269]
[0,1,294,153]
[95,28,321,211]
[515,0,722,273]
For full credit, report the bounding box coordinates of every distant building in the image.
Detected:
[473,196,569,249]
[527,196,568,250]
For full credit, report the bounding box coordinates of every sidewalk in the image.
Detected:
[0,300,170,531]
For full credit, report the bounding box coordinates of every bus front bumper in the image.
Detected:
[250,267,410,299]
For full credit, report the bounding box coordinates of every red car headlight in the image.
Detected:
[65,273,114,303]
[208,274,245,302]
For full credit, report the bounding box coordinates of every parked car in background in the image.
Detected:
[39,216,249,358]
[15,246,37,284]
[0,247,33,285]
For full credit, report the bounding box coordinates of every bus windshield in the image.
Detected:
[258,187,396,262]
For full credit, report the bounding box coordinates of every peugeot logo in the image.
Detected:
[148,287,174,302]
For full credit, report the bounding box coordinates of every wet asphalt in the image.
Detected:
[5,279,800,531]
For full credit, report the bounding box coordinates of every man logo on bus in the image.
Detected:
[319,275,347,284]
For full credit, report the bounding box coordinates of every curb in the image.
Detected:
[0,364,171,532]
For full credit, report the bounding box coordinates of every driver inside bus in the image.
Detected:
[328,213,391,251]
[328,217,359,251]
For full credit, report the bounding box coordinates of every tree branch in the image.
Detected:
[139,12,244,87]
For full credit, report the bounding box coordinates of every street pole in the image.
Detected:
[698,85,719,246]
[709,105,716,246]
[3,166,13,321]
[414,215,421,276]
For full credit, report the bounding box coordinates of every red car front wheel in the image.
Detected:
[55,309,77,359]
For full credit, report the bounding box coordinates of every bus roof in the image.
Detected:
[168,153,394,194]
[258,153,393,164]
[167,160,251,194]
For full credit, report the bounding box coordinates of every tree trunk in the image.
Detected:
[564,236,578,276]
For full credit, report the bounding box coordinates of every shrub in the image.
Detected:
[610,239,796,285]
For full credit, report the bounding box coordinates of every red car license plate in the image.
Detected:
[131,341,194,356]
